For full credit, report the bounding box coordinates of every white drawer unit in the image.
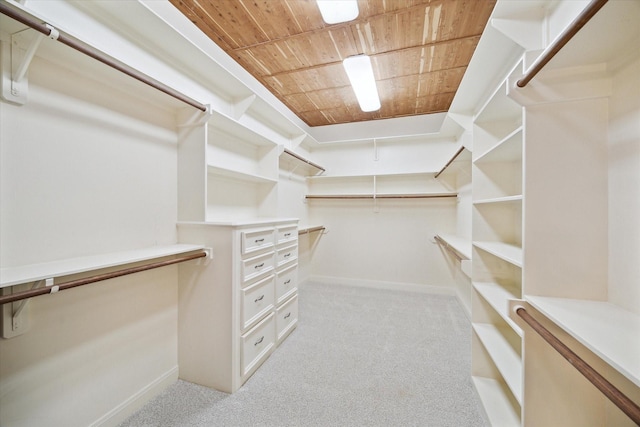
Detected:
[177,219,298,393]
[276,243,298,268]
[276,225,298,246]
[241,275,275,331]
[276,294,298,344]
[241,313,275,379]
[276,262,298,304]
[242,251,275,284]
[241,228,275,255]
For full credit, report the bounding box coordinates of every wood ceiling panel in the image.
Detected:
[170,0,496,127]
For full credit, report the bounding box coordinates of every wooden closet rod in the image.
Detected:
[516,0,608,88]
[515,306,640,424]
[435,146,465,178]
[283,149,325,172]
[0,251,207,305]
[0,2,208,112]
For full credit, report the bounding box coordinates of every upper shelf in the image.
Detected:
[0,244,205,289]
[525,296,640,388]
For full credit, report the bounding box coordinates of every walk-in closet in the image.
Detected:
[1,0,638,426]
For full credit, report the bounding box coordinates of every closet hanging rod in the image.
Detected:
[0,2,207,112]
[283,148,325,172]
[514,306,640,424]
[435,146,465,178]
[516,0,608,88]
[0,251,207,305]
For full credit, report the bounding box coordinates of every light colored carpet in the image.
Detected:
[119,281,488,426]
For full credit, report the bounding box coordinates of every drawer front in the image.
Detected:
[276,295,298,343]
[276,243,298,268]
[241,228,275,256]
[242,252,275,285]
[241,275,275,332]
[276,263,298,304]
[241,313,275,378]
[276,225,298,246]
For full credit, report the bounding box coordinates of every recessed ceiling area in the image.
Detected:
[169,0,496,127]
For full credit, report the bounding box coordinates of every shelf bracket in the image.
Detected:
[1,25,58,105]
[0,279,44,338]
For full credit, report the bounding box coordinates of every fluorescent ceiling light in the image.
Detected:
[343,55,381,112]
[317,0,359,24]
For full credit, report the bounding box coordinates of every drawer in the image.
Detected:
[241,228,275,256]
[276,263,297,304]
[276,294,298,344]
[241,312,275,378]
[276,243,298,268]
[242,251,275,284]
[241,274,275,331]
[276,225,298,246]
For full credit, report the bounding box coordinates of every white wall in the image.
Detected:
[306,139,462,291]
[0,52,180,427]
[608,57,640,314]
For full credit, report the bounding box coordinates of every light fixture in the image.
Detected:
[317,0,359,24]
[343,55,381,112]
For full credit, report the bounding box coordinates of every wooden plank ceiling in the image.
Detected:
[170,0,496,127]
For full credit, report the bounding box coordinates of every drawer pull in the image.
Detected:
[284,232,291,237]
[284,253,291,258]
[284,279,291,285]
[254,263,264,269]
[254,295,264,303]
[255,238,265,243]
[254,336,264,346]
[284,312,291,319]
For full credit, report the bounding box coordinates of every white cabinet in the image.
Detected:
[176,219,298,393]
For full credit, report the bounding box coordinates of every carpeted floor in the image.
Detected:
[119,281,488,426]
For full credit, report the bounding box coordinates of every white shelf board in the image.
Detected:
[473,241,523,267]
[475,127,523,164]
[474,195,523,205]
[209,110,277,147]
[475,80,522,125]
[0,244,205,288]
[298,224,325,235]
[306,171,438,181]
[526,296,640,387]
[305,192,457,200]
[474,282,523,336]
[472,376,521,427]
[436,234,472,260]
[473,323,523,404]
[207,165,278,184]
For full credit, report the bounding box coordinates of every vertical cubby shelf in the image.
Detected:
[178,109,280,222]
[471,63,524,426]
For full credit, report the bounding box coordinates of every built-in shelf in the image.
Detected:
[207,165,278,184]
[0,244,205,288]
[475,127,523,164]
[473,241,523,267]
[305,192,457,200]
[435,234,472,260]
[525,296,640,387]
[472,376,521,426]
[474,282,523,335]
[474,195,523,205]
[473,323,523,404]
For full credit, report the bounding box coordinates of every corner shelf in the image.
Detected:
[472,377,521,426]
[435,234,472,260]
[473,242,523,268]
[474,282,523,335]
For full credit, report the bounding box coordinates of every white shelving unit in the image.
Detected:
[471,59,524,425]
[473,2,640,426]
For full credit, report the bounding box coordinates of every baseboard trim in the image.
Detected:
[305,275,456,296]
[91,365,179,427]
